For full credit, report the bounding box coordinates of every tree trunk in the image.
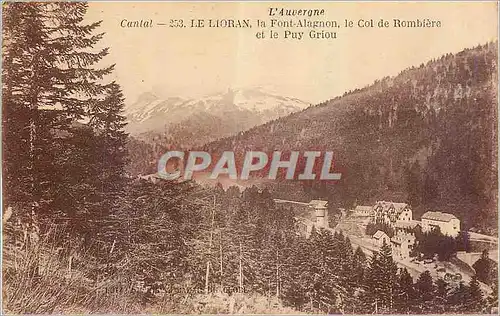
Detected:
[239,241,243,293]
[219,230,223,289]
[275,249,279,297]
[204,195,216,295]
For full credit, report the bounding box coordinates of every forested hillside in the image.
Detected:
[204,43,498,234]
[125,136,168,176]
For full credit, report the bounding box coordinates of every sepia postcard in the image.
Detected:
[1,0,499,314]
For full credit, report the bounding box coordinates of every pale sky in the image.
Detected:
[86,1,498,104]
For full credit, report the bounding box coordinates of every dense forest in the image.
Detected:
[125,136,168,176]
[204,43,498,234]
[1,1,497,314]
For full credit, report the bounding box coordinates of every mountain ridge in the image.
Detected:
[124,87,311,138]
[202,42,498,233]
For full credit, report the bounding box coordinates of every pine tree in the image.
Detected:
[447,281,469,312]
[2,2,116,239]
[395,268,415,313]
[360,242,398,314]
[433,278,450,313]
[359,252,380,313]
[377,240,398,312]
[337,235,356,312]
[465,275,483,312]
[2,3,58,239]
[351,246,366,285]
[320,231,349,313]
[472,249,497,285]
[90,82,128,188]
[108,180,202,296]
[282,237,312,310]
[88,82,129,243]
[414,270,435,313]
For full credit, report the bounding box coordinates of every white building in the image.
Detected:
[421,211,460,237]
[353,205,374,217]
[391,233,416,260]
[372,230,391,247]
[309,200,329,229]
[374,201,413,225]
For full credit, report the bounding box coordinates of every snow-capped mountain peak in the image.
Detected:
[124,87,311,138]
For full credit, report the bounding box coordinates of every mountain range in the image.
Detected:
[124,87,310,147]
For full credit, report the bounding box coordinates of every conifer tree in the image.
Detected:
[2,3,58,233]
[395,268,415,313]
[322,231,349,313]
[447,281,469,312]
[360,252,380,313]
[433,278,450,313]
[2,2,116,238]
[282,236,315,310]
[87,82,129,241]
[349,244,367,312]
[472,249,497,285]
[414,270,435,313]
[361,241,398,313]
[351,246,366,285]
[380,241,398,311]
[465,275,484,312]
[90,82,128,187]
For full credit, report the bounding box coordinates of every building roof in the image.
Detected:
[354,205,373,212]
[375,201,410,214]
[391,237,402,245]
[373,230,388,239]
[422,211,458,222]
[391,233,416,245]
[309,200,328,208]
[392,202,409,212]
[394,220,421,229]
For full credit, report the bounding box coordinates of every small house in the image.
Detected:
[372,230,390,247]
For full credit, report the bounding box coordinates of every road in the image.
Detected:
[469,231,498,244]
